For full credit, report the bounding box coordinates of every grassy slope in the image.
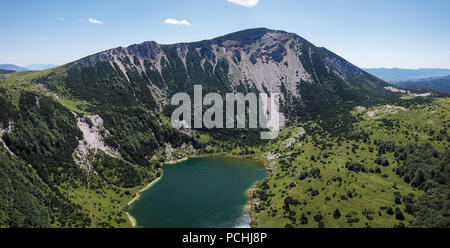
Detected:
[249,98,449,228]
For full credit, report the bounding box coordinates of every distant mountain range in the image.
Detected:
[0,69,15,74]
[364,68,450,82]
[0,64,29,72]
[0,64,56,73]
[393,75,450,93]
[25,64,57,70]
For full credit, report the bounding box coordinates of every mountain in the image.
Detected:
[364,68,450,82]
[393,75,450,93]
[0,69,15,74]
[42,28,395,130]
[0,64,56,72]
[0,28,448,228]
[0,64,28,72]
[25,64,57,70]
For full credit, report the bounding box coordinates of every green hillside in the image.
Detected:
[249,98,449,228]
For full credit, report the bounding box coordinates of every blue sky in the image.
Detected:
[1,0,449,69]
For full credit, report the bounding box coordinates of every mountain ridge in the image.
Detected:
[0,64,28,72]
[393,75,450,93]
[77,28,376,83]
[53,28,395,124]
[364,68,450,82]
[25,64,57,70]
[0,64,57,72]
[0,69,15,74]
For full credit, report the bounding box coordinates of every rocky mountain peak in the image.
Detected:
[61,28,392,122]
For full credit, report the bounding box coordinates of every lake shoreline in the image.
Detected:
[125,153,269,228]
[126,175,163,228]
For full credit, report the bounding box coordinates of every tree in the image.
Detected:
[299,172,308,181]
[387,207,394,215]
[299,213,308,225]
[314,214,323,222]
[309,167,321,178]
[395,208,405,221]
[333,208,341,219]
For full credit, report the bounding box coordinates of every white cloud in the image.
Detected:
[7,56,20,60]
[164,18,191,26]
[227,0,259,7]
[88,18,104,24]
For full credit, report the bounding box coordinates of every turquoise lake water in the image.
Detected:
[128,156,267,228]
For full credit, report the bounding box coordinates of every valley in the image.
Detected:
[0,28,448,228]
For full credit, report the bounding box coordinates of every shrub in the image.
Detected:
[311,190,319,197]
[345,161,367,173]
[386,207,394,215]
[299,172,308,180]
[395,208,405,221]
[299,213,308,225]
[309,167,321,178]
[333,209,341,219]
[346,218,360,223]
[314,214,323,222]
